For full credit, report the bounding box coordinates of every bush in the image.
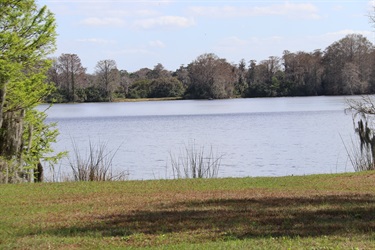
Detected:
[127,79,151,99]
[84,86,109,102]
[148,77,184,98]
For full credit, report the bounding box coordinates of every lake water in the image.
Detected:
[39,96,357,180]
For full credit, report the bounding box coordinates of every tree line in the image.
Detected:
[47,33,375,103]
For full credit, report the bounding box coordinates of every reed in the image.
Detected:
[169,143,223,179]
[68,140,127,181]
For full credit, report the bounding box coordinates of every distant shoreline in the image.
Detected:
[113,97,183,102]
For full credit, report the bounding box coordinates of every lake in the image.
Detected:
[39,96,357,180]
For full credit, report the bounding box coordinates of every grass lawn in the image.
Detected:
[1,172,375,249]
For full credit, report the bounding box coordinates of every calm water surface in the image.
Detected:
[39,96,356,180]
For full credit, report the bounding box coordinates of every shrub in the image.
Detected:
[127,79,151,99]
[148,77,184,98]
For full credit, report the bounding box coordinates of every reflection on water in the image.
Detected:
[39,96,356,180]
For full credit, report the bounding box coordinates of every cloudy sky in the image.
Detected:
[39,0,374,73]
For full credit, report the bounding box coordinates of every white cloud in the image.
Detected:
[76,38,117,45]
[149,40,166,48]
[189,2,320,19]
[133,16,195,29]
[81,17,125,26]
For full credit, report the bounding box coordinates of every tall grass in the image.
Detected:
[341,135,374,172]
[345,96,375,172]
[169,143,223,179]
[69,140,127,181]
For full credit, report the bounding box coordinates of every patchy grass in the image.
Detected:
[1,172,375,249]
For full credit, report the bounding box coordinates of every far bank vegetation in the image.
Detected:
[47,34,375,103]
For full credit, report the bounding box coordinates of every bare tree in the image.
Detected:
[283,50,323,95]
[323,34,374,95]
[186,53,236,99]
[47,58,61,88]
[117,70,131,98]
[95,59,120,101]
[130,67,152,81]
[342,62,362,95]
[173,65,190,87]
[245,57,282,97]
[370,5,375,26]
[57,53,87,102]
[147,63,171,79]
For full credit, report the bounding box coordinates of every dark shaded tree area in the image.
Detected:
[46,34,375,102]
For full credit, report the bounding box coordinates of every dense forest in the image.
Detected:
[47,33,375,103]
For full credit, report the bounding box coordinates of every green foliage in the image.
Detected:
[0,0,58,183]
[246,82,270,97]
[78,86,109,102]
[45,86,71,103]
[23,108,66,171]
[184,80,212,99]
[148,77,184,98]
[127,79,151,99]
[0,1,56,70]
[6,60,54,110]
[234,78,247,97]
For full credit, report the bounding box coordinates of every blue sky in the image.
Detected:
[39,0,375,73]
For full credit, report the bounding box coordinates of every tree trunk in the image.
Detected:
[34,161,43,182]
[0,109,25,183]
[27,123,33,182]
[0,85,6,129]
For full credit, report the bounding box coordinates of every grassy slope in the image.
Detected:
[1,172,375,249]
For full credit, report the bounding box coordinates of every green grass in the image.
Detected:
[1,172,375,249]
